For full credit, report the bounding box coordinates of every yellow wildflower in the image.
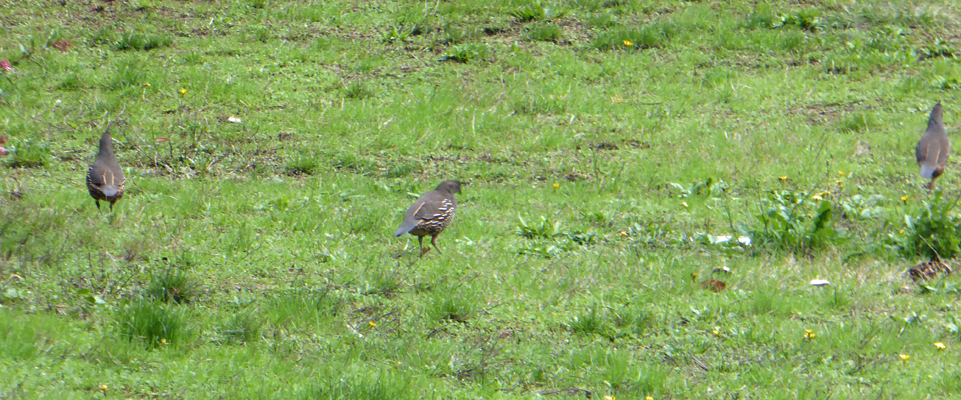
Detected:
[369,321,377,327]
[179,88,187,96]
[623,40,633,47]
[935,342,946,350]
[712,326,720,335]
[779,176,788,182]
[899,354,909,362]
[804,329,815,339]
[901,195,908,204]
[553,183,559,189]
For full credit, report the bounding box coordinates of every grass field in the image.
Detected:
[2,0,961,398]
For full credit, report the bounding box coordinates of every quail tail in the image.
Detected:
[100,185,120,198]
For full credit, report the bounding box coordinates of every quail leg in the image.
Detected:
[431,235,443,254]
[418,236,430,257]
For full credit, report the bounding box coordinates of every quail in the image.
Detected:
[394,180,461,256]
[86,130,125,211]
[908,260,952,283]
[916,102,950,189]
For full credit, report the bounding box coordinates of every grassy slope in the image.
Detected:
[2,0,961,398]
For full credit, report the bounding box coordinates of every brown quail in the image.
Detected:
[908,260,952,283]
[394,180,461,256]
[86,130,125,211]
[916,102,950,189]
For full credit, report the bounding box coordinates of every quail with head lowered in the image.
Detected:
[916,102,950,189]
[395,180,461,256]
[86,130,125,211]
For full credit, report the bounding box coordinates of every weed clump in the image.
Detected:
[109,58,151,89]
[427,294,476,323]
[4,140,51,168]
[115,32,172,51]
[331,152,376,174]
[594,23,676,51]
[344,82,374,100]
[567,304,655,339]
[56,73,83,90]
[749,190,843,255]
[918,38,957,61]
[116,299,189,349]
[311,368,415,399]
[746,6,822,32]
[896,192,961,261]
[440,43,491,63]
[510,2,565,22]
[568,308,607,336]
[838,112,879,133]
[221,310,263,345]
[383,162,418,179]
[517,215,596,258]
[145,268,195,304]
[527,24,565,42]
[286,153,321,176]
[266,288,342,328]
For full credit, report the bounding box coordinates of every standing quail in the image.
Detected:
[86,130,125,211]
[394,180,461,256]
[916,102,950,189]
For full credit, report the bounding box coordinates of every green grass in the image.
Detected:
[2,0,961,398]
